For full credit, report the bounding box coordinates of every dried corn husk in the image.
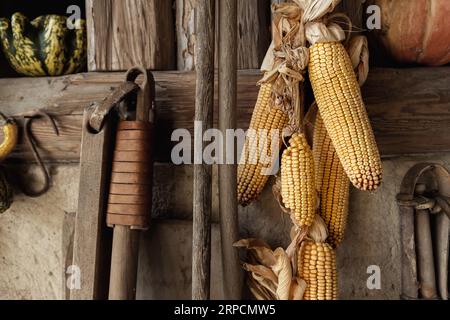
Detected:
[235,239,303,300]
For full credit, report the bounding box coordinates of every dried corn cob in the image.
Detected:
[298,240,338,300]
[238,82,289,206]
[280,133,315,228]
[309,41,382,191]
[313,114,349,247]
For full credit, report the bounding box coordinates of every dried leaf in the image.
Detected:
[251,274,278,298]
[273,248,292,300]
[296,0,341,22]
[290,277,307,300]
[247,276,275,300]
[347,35,369,86]
[234,238,271,249]
[286,226,309,275]
[305,21,345,45]
[235,239,277,267]
[308,214,328,243]
[243,263,278,285]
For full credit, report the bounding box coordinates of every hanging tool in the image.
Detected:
[21,111,59,197]
[72,80,139,300]
[102,67,155,300]
[397,163,450,300]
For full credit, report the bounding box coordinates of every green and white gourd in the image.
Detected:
[0,12,86,76]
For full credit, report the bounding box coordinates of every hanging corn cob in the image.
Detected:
[238,0,310,207]
[298,240,338,300]
[302,2,381,193]
[308,40,382,191]
[237,79,289,206]
[280,133,316,228]
[312,36,370,247]
[313,114,349,247]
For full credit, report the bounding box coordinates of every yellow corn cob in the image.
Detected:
[238,82,289,206]
[280,133,315,228]
[0,112,18,162]
[309,41,382,191]
[298,240,338,300]
[313,114,350,247]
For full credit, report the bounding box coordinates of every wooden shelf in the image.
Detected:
[1,67,449,163]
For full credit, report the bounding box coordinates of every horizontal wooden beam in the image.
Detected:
[1,68,449,163]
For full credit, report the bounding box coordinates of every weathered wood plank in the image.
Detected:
[192,0,215,301]
[176,0,197,71]
[70,110,113,300]
[86,0,175,71]
[177,0,270,70]
[237,0,271,69]
[1,68,450,162]
[218,0,242,300]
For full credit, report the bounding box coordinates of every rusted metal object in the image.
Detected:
[20,111,59,197]
[397,163,450,300]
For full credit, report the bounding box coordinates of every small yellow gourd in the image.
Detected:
[0,112,18,162]
[0,112,17,213]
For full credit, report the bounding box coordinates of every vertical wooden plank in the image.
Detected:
[237,0,271,69]
[218,0,242,300]
[70,109,113,300]
[86,0,176,71]
[192,0,215,300]
[177,0,270,70]
[176,0,197,71]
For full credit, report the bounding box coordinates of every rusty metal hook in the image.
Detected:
[20,111,59,197]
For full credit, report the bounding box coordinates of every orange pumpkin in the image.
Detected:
[372,0,450,66]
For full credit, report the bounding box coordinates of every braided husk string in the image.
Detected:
[260,2,308,136]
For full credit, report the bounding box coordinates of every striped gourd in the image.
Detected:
[313,114,349,247]
[309,41,382,191]
[0,13,86,76]
[298,240,338,300]
[238,82,289,206]
[280,133,315,228]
